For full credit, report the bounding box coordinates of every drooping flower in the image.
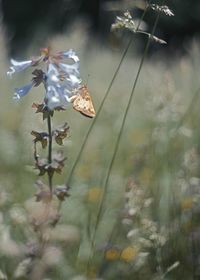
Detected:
[13,82,34,100]
[7,59,33,78]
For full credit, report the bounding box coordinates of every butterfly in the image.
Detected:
[70,85,96,118]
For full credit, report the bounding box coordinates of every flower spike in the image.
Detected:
[7,48,94,114]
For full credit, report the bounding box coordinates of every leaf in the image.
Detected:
[32,69,45,87]
[52,122,70,146]
[31,130,49,148]
[32,103,54,120]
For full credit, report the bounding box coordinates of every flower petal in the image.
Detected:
[13,83,33,100]
[58,49,80,63]
[44,50,81,110]
[7,59,33,78]
[47,64,60,84]
[45,85,71,110]
[45,85,62,109]
[58,62,80,75]
[62,75,81,91]
[68,74,81,86]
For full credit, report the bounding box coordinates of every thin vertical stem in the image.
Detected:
[47,114,53,192]
[67,3,149,186]
[86,8,162,274]
[66,39,132,185]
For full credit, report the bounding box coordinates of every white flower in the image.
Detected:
[58,49,80,63]
[7,59,33,78]
[45,84,71,110]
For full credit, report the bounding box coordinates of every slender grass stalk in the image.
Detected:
[47,114,53,192]
[66,41,132,185]
[86,4,163,274]
[93,12,160,244]
[67,7,149,186]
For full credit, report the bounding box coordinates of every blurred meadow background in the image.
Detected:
[0,0,200,279]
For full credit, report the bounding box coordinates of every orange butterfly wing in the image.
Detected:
[71,86,96,118]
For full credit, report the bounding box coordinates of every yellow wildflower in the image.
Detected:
[120,246,138,262]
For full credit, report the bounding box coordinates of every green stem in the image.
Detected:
[47,114,53,192]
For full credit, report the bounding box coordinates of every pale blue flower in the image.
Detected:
[58,49,80,63]
[8,48,82,110]
[13,82,34,100]
[7,59,33,78]
[45,51,81,110]
[58,62,80,75]
[45,84,71,110]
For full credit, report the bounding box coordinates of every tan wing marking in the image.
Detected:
[71,85,96,118]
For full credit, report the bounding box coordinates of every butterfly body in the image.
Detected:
[70,85,96,118]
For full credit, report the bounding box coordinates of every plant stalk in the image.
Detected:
[47,114,53,192]
[67,3,149,186]
[86,4,162,273]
